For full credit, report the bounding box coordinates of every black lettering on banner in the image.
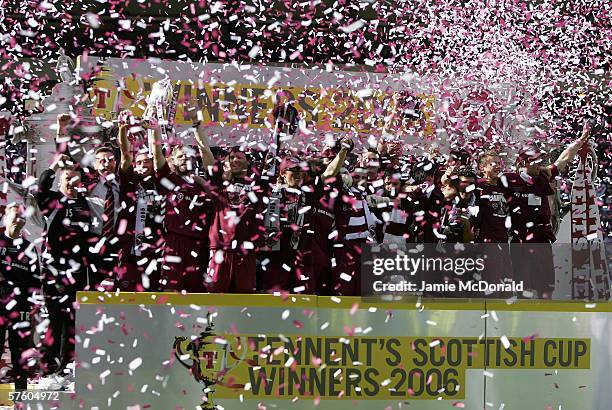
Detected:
[413,339,428,366]
[328,367,342,396]
[408,368,424,396]
[544,339,556,366]
[180,84,192,121]
[286,338,300,364]
[267,337,281,365]
[248,336,261,364]
[385,338,401,366]
[463,338,477,367]
[324,338,339,365]
[287,368,305,395]
[430,341,444,366]
[363,368,380,396]
[425,368,442,396]
[480,339,495,367]
[447,339,462,367]
[221,87,238,124]
[558,340,577,367]
[304,337,321,366]
[342,339,359,366]
[444,368,460,397]
[521,339,535,367]
[298,90,318,123]
[495,339,502,367]
[279,367,285,395]
[249,366,276,395]
[198,86,220,122]
[390,368,406,397]
[239,87,250,121]
[361,338,376,366]
[574,340,588,367]
[250,88,268,125]
[345,368,362,396]
[309,367,325,396]
[221,86,249,124]
[503,339,518,366]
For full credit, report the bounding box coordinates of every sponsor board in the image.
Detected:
[75,292,611,409]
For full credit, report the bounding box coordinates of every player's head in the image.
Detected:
[384,170,403,198]
[3,202,26,237]
[94,146,117,178]
[280,156,305,188]
[517,146,545,175]
[169,145,195,175]
[134,149,154,178]
[411,160,435,185]
[441,175,460,201]
[457,166,477,201]
[224,146,249,178]
[478,150,502,179]
[59,166,82,198]
[448,149,471,168]
[359,149,380,181]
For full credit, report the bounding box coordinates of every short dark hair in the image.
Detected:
[443,174,461,190]
[411,161,435,184]
[449,149,471,166]
[95,146,115,156]
[60,165,83,181]
[457,166,477,180]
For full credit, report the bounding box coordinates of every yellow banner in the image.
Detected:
[90,68,436,137]
[175,334,590,400]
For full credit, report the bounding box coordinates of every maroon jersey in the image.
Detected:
[503,165,559,243]
[275,177,329,252]
[118,165,165,257]
[312,185,338,257]
[155,162,210,240]
[207,162,267,252]
[334,184,377,242]
[404,185,446,243]
[474,178,509,243]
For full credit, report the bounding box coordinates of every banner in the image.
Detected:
[73,293,611,409]
[76,57,541,148]
[77,57,437,146]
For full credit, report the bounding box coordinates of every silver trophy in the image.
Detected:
[143,78,178,141]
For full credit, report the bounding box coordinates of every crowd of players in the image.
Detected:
[0,102,591,390]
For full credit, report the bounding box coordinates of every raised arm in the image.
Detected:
[188,107,214,168]
[552,121,591,173]
[146,124,166,171]
[322,137,353,179]
[36,155,68,209]
[118,124,132,172]
[55,113,71,154]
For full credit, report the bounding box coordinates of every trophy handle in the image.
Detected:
[219,336,247,380]
[173,337,195,369]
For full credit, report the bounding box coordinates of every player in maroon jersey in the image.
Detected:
[404,160,446,244]
[507,125,590,298]
[474,151,510,243]
[260,139,352,294]
[307,152,341,295]
[194,131,269,294]
[147,120,212,292]
[473,150,513,293]
[330,163,382,296]
[115,119,165,291]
